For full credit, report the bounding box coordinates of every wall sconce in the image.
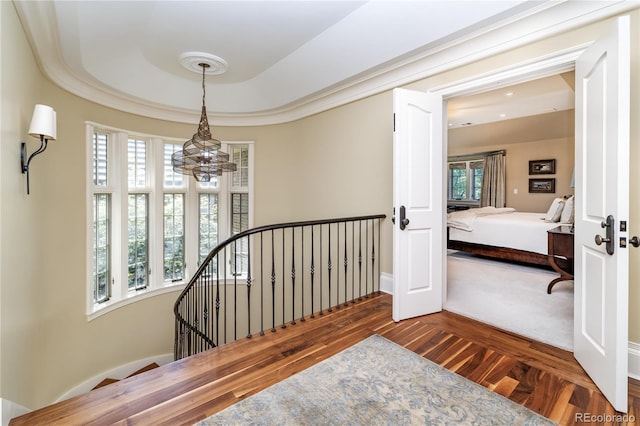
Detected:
[21,104,57,194]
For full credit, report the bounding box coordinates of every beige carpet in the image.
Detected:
[445,251,573,351]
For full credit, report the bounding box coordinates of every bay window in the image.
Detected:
[87,123,253,317]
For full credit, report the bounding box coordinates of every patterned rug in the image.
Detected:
[196,335,556,425]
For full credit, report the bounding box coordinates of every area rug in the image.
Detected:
[196,334,556,425]
[445,251,573,351]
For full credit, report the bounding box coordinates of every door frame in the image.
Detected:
[428,46,584,326]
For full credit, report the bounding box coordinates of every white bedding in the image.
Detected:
[448,210,562,255]
[446,206,516,231]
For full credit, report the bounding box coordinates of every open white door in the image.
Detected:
[392,88,444,322]
[574,16,630,412]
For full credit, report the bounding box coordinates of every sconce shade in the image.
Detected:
[28,104,56,140]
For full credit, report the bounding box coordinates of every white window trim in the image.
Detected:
[86,122,253,320]
[447,157,484,206]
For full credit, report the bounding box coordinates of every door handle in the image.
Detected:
[630,236,640,247]
[399,205,410,230]
[594,215,615,255]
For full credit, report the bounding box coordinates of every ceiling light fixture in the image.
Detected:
[172,62,236,182]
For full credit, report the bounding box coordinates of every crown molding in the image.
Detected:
[14,0,639,127]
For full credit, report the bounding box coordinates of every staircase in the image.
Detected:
[91,363,160,390]
[174,214,386,360]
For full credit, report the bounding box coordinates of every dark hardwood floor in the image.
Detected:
[11,293,639,425]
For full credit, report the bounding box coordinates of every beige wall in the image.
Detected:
[1,1,50,408]
[449,136,575,213]
[1,2,638,411]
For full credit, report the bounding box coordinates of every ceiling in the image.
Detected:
[447,72,575,148]
[14,1,621,128]
[16,0,554,123]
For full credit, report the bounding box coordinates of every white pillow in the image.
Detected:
[560,196,575,224]
[544,198,565,222]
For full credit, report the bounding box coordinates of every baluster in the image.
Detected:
[327,223,332,312]
[204,262,208,347]
[335,222,340,310]
[377,219,381,293]
[290,227,296,325]
[335,222,341,310]
[281,230,286,329]
[215,253,220,347]
[223,248,228,344]
[358,220,363,301]
[246,236,252,338]
[260,232,265,336]
[300,226,306,322]
[310,226,316,318]
[351,221,355,303]
[371,219,376,296]
[271,230,276,332]
[193,280,199,348]
[233,240,238,342]
[319,225,323,315]
[343,221,348,307]
[186,291,191,356]
[365,220,369,298]
[203,265,208,349]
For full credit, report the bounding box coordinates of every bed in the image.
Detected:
[447,205,571,266]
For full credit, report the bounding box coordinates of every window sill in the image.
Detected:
[87,283,186,321]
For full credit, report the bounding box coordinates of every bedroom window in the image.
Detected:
[448,159,484,204]
[86,123,253,318]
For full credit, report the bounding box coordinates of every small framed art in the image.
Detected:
[529,159,556,175]
[529,178,556,193]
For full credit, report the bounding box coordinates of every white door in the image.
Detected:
[574,16,630,412]
[392,88,444,322]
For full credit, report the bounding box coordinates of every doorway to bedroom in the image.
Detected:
[443,73,575,351]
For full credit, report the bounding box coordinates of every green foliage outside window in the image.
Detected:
[448,159,484,203]
[164,194,185,281]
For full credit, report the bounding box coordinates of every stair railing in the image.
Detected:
[174,214,386,360]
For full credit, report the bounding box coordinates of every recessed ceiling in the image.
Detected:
[14,1,629,127]
[447,72,576,148]
[16,0,543,124]
[447,72,575,129]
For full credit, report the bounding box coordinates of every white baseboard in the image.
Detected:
[55,353,174,403]
[380,272,393,294]
[629,341,640,380]
[2,398,31,426]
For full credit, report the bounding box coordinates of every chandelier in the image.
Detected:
[172,62,236,182]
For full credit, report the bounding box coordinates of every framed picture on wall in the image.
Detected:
[529,178,556,193]
[529,159,556,175]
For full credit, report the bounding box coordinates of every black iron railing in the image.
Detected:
[174,214,386,360]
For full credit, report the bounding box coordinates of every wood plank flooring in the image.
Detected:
[10,293,639,425]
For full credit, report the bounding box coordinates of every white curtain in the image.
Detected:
[481,153,506,207]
